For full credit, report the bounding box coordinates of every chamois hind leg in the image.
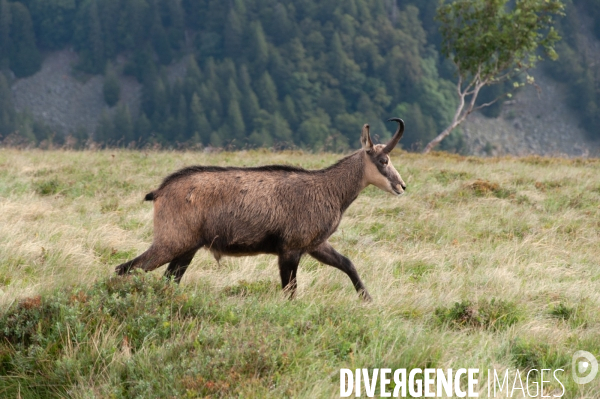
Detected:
[115,244,185,276]
[163,248,199,283]
[309,241,372,302]
[278,252,302,299]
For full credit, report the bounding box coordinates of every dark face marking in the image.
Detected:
[364,145,406,195]
[359,120,406,195]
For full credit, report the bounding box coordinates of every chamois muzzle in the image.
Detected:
[383,118,405,154]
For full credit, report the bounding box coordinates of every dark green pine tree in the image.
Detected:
[186,56,203,82]
[150,0,172,65]
[203,57,218,86]
[0,73,14,136]
[328,32,362,90]
[175,94,188,141]
[98,0,121,59]
[297,111,332,148]
[121,0,151,51]
[86,0,105,73]
[281,95,298,129]
[134,112,152,144]
[247,21,268,72]
[330,32,346,75]
[95,110,114,145]
[223,7,243,57]
[165,0,185,50]
[0,0,10,69]
[256,72,278,113]
[183,56,203,101]
[248,110,273,148]
[242,89,260,131]
[270,3,293,45]
[188,92,211,144]
[149,77,169,122]
[113,104,134,146]
[200,84,222,128]
[103,63,120,107]
[27,0,77,50]
[270,112,292,144]
[237,65,260,129]
[225,78,241,109]
[226,98,245,142]
[9,2,41,78]
[73,0,105,74]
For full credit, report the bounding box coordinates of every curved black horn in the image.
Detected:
[383,117,405,154]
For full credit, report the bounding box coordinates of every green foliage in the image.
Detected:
[0,0,11,70]
[0,274,386,397]
[425,0,564,152]
[434,298,521,330]
[8,2,41,78]
[509,338,570,371]
[2,0,468,150]
[103,63,120,107]
[25,0,77,50]
[73,0,105,74]
[222,279,278,297]
[34,178,62,196]
[113,104,133,144]
[549,301,576,320]
[3,0,592,151]
[0,73,14,137]
[437,0,564,79]
[548,301,587,327]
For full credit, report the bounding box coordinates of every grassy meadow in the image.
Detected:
[0,148,599,398]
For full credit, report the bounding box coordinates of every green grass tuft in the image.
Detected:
[509,338,570,373]
[434,298,520,331]
[34,178,62,196]
[222,279,278,297]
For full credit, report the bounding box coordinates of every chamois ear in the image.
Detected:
[360,124,373,151]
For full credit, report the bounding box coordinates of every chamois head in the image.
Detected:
[360,118,406,196]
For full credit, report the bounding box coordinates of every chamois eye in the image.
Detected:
[380,158,388,166]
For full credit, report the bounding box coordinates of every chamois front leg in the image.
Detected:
[309,241,372,302]
[278,252,302,299]
[163,248,199,283]
[115,244,176,275]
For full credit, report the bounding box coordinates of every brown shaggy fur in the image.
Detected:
[116,119,406,301]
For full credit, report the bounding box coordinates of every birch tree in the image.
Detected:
[423,0,564,153]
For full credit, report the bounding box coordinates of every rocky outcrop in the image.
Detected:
[462,70,600,158]
[11,50,142,136]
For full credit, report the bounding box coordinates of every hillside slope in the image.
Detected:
[11,50,600,156]
[11,50,186,137]
[3,0,600,154]
[462,69,600,157]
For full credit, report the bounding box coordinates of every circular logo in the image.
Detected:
[572,350,598,385]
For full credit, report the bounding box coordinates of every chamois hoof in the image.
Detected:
[359,290,372,302]
[115,262,131,275]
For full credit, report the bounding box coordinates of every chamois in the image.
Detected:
[115,118,406,300]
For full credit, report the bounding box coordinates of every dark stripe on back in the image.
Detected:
[157,164,309,190]
[155,152,360,191]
